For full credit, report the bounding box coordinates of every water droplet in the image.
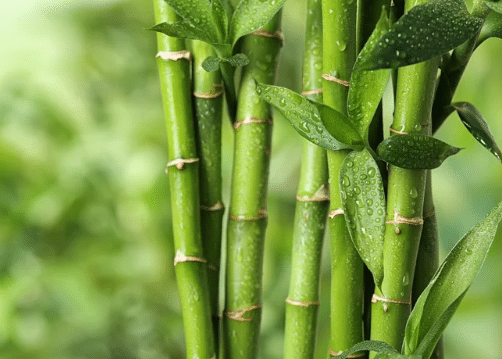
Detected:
[299,122,310,133]
[368,168,376,177]
[346,160,354,168]
[410,187,418,198]
[367,208,373,215]
[342,176,351,187]
[279,98,286,107]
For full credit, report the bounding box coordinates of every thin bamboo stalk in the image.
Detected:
[284,1,328,357]
[222,13,283,359]
[153,1,215,358]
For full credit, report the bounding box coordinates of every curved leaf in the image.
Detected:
[255,83,350,151]
[478,8,502,44]
[485,1,502,14]
[403,201,502,355]
[357,0,483,70]
[349,9,391,142]
[337,340,399,359]
[150,21,218,44]
[340,149,386,288]
[320,105,365,148]
[202,56,222,72]
[377,134,461,169]
[226,53,249,67]
[451,102,502,162]
[211,0,229,41]
[229,0,287,46]
[164,0,221,43]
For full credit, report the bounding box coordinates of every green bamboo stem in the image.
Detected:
[223,13,282,359]
[153,1,215,358]
[322,0,365,356]
[192,39,225,353]
[369,0,440,352]
[284,1,328,357]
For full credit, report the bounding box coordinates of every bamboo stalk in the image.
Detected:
[153,1,215,358]
[284,1,328,357]
[192,39,225,353]
[370,0,440,352]
[222,13,282,359]
[322,0,365,356]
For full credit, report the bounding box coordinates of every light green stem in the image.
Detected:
[153,1,215,358]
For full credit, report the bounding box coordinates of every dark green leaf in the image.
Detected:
[211,0,228,41]
[320,105,365,148]
[451,102,502,162]
[356,0,483,70]
[340,149,386,288]
[202,56,222,72]
[226,53,249,67]
[229,0,287,46]
[349,9,391,142]
[336,340,399,359]
[377,134,461,169]
[485,1,502,14]
[150,21,217,44]
[403,201,502,355]
[255,83,350,151]
[375,353,422,359]
[164,0,221,43]
[478,9,502,44]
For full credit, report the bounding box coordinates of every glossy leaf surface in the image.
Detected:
[320,106,365,148]
[226,53,250,67]
[340,149,386,288]
[479,9,502,43]
[356,0,483,70]
[348,9,391,142]
[164,0,221,42]
[485,1,502,13]
[211,0,228,41]
[150,21,218,44]
[377,134,461,169]
[337,340,400,359]
[404,201,502,355]
[452,102,502,162]
[255,83,349,151]
[229,0,287,46]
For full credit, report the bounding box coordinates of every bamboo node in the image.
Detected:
[193,83,224,99]
[200,200,225,212]
[233,117,273,130]
[301,87,323,96]
[322,73,350,87]
[208,263,219,272]
[173,251,207,266]
[386,210,424,226]
[225,304,262,322]
[371,293,411,305]
[285,298,320,307]
[329,349,365,358]
[424,208,436,218]
[328,209,344,219]
[167,158,199,171]
[389,127,409,135]
[250,29,284,46]
[156,50,191,62]
[229,209,267,222]
[296,184,330,202]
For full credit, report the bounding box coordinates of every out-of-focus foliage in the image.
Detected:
[0,1,500,358]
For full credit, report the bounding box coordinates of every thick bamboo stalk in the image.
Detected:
[284,1,328,358]
[223,13,282,359]
[322,0,365,356]
[153,1,215,358]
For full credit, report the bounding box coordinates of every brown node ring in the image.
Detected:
[193,83,224,99]
[233,117,273,130]
[322,73,350,87]
[371,293,411,305]
[156,50,191,62]
[328,209,345,219]
[297,184,330,202]
[200,200,225,212]
[225,304,262,322]
[389,127,409,135]
[386,210,424,226]
[285,298,320,307]
[301,87,323,96]
[167,158,199,171]
[229,209,268,222]
[173,252,207,266]
[329,349,365,358]
[250,29,284,46]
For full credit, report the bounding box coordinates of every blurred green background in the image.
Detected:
[0,0,501,358]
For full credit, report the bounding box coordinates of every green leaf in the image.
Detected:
[255,83,350,151]
[349,9,391,142]
[478,9,502,44]
[377,134,461,169]
[202,56,222,72]
[485,1,502,14]
[226,53,249,67]
[211,0,229,41]
[150,21,217,44]
[375,353,421,359]
[320,105,365,148]
[336,340,399,359]
[164,0,221,43]
[451,102,502,162]
[229,0,287,46]
[403,201,502,356]
[356,0,483,70]
[340,149,386,288]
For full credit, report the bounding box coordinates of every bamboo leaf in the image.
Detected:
[340,149,386,288]
[150,21,218,44]
[212,0,229,41]
[478,9,502,43]
[375,353,422,359]
[202,56,222,72]
[229,0,287,46]
[356,0,483,71]
[226,53,249,67]
[403,201,502,355]
[377,134,461,169]
[349,9,391,142]
[336,340,400,359]
[320,105,365,148]
[485,1,502,13]
[255,83,350,151]
[164,0,221,43]
[451,102,502,162]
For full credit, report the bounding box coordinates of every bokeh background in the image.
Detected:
[1,0,501,358]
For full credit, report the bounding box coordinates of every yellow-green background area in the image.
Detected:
[1,0,501,358]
